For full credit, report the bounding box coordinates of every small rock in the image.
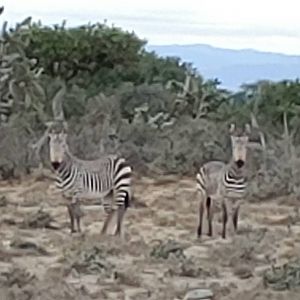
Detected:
[124,287,150,299]
[0,216,17,225]
[233,264,253,279]
[10,237,49,256]
[70,268,80,278]
[46,262,68,278]
[184,245,207,259]
[183,288,213,300]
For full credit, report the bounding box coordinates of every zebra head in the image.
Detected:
[47,121,68,170]
[229,123,251,169]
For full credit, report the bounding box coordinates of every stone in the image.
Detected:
[183,288,213,300]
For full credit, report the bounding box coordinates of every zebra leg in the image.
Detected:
[206,196,213,237]
[73,201,83,233]
[101,211,114,235]
[197,198,204,238]
[113,188,130,236]
[114,204,126,236]
[221,200,228,239]
[101,202,114,235]
[71,197,83,233]
[67,203,76,233]
[232,202,240,233]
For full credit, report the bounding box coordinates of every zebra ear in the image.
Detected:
[229,123,236,134]
[247,142,263,150]
[60,121,68,133]
[45,121,53,128]
[45,121,55,134]
[245,123,251,135]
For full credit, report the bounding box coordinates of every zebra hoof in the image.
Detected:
[197,228,202,238]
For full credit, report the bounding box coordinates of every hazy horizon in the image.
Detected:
[146,43,300,57]
[2,0,300,56]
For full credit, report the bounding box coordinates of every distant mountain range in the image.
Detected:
[146,44,300,91]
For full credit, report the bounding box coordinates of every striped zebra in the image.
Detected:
[196,123,251,239]
[48,123,132,236]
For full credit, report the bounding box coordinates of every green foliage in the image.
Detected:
[7,19,200,95]
[263,258,300,291]
[137,51,188,84]
[238,80,300,132]
[23,22,145,85]
[2,16,300,199]
[0,18,46,128]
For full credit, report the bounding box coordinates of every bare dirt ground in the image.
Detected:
[0,173,300,299]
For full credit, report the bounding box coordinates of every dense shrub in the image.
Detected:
[1,16,300,199]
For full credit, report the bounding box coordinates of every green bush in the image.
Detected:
[1,16,300,199]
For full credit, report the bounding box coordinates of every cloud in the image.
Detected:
[1,0,300,54]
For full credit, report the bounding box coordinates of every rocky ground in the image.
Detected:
[0,172,299,299]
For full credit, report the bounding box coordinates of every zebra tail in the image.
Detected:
[124,191,129,209]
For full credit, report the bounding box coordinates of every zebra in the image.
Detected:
[48,123,132,236]
[196,123,251,239]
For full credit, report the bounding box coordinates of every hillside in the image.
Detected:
[147,44,300,91]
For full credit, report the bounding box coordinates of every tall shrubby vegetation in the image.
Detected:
[1,13,300,199]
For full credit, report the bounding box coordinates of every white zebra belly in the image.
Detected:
[225,189,245,199]
[59,186,112,200]
[78,189,112,199]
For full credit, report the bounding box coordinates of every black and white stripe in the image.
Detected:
[55,151,132,212]
[196,160,247,239]
[196,123,252,239]
[52,146,132,235]
[196,160,225,201]
[222,164,247,198]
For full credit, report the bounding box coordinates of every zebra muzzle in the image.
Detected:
[51,161,61,170]
[235,159,244,168]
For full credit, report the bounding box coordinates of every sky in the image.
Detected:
[2,0,300,55]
